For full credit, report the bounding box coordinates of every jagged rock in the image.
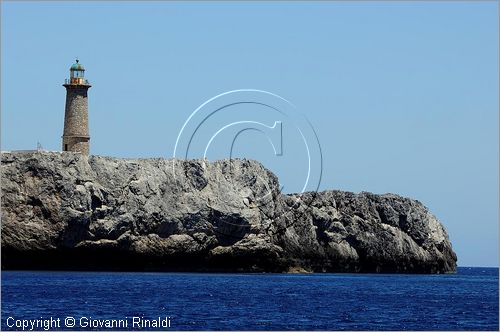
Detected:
[1,151,456,273]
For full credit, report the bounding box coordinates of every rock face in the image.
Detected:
[1,152,457,273]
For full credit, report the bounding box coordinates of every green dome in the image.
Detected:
[70,59,85,71]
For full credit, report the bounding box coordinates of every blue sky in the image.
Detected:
[2,1,498,267]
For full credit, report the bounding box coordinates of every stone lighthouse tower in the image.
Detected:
[62,59,91,154]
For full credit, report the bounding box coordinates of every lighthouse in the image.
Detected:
[62,59,91,154]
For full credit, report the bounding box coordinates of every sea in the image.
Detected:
[1,267,498,331]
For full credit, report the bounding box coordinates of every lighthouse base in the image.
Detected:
[62,136,90,154]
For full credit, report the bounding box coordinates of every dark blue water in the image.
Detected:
[1,267,498,331]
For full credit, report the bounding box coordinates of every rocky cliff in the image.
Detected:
[1,152,457,273]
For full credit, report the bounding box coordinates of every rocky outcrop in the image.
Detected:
[0,152,457,273]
